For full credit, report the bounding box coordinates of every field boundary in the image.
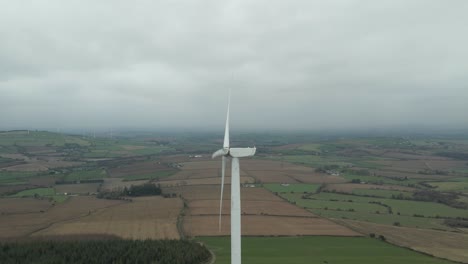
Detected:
[177,197,189,239]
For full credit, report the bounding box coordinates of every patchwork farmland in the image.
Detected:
[1,131,468,263]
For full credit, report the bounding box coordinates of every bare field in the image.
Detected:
[0,196,124,239]
[323,183,415,193]
[185,215,360,237]
[339,219,468,263]
[188,199,312,217]
[0,184,34,195]
[175,159,337,184]
[28,176,56,186]
[157,176,255,187]
[101,178,149,191]
[0,198,52,214]
[166,169,219,180]
[370,160,430,173]
[180,161,221,170]
[3,163,49,172]
[109,161,172,177]
[426,160,468,171]
[1,155,81,172]
[33,197,182,240]
[55,183,99,194]
[289,173,347,184]
[246,170,299,183]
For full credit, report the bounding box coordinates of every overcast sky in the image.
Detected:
[1,0,467,133]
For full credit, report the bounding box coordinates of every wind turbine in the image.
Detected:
[212,91,256,264]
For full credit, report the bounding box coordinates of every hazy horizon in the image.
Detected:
[1,1,468,132]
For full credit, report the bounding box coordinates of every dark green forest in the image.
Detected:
[0,239,211,264]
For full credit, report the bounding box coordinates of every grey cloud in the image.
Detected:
[1,0,468,132]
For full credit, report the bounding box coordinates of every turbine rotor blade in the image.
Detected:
[223,89,231,149]
[212,148,228,159]
[219,156,226,232]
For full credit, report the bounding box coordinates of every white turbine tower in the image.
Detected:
[212,92,256,264]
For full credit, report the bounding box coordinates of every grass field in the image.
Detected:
[309,193,468,218]
[198,236,454,264]
[297,143,322,152]
[11,187,55,197]
[428,181,468,192]
[342,173,422,187]
[278,192,466,229]
[268,155,353,168]
[264,183,321,193]
[122,170,176,181]
[352,189,413,199]
[10,187,68,203]
[313,208,448,230]
[62,169,107,182]
[281,193,386,212]
[0,171,38,184]
[0,131,89,147]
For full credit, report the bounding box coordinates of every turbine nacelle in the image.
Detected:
[212,147,256,159]
[229,147,256,158]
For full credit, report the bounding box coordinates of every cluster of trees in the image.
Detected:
[97,183,162,200]
[417,169,449,175]
[436,151,468,160]
[444,218,468,228]
[413,190,467,209]
[56,179,103,185]
[0,239,211,264]
[124,183,162,197]
[315,164,341,173]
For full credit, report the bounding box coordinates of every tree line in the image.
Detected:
[97,183,163,200]
[0,239,211,264]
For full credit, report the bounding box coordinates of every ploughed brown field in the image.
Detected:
[0,198,52,214]
[339,219,468,263]
[188,200,312,217]
[0,154,81,172]
[166,169,219,180]
[55,183,100,194]
[0,196,123,239]
[108,161,173,177]
[101,178,149,191]
[186,215,359,237]
[163,179,359,238]
[32,196,182,240]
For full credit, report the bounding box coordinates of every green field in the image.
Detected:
[268,155,353,168]
[122,170,177,181]
[198,236,454,264]
[11,187,68,203]
[0,131,89,147]
[62,169,107,182]
[297,143,322,152]
[342,173,421,187]
[352,189,413,199]
[428,181,468,192]
[0,171,38,185]
[312,208,448,230]
[264,183,320,193]
[278,192,467,229]
[281,193,386,212]
[310,193,468,218]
